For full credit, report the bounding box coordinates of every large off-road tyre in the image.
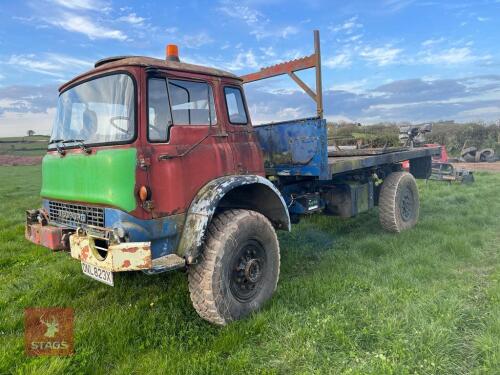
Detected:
[379,171,420,233]
[188,209,280,325]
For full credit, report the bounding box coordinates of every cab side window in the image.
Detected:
[224,87,248,125]
[148,78,171,142]
[168,79,216,125]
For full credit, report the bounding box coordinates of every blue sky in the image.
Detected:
[0,0,499,135]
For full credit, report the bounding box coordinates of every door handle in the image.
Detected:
[213,132,229,138]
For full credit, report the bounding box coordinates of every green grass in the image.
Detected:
[0,136,49,156]
[1,166,499,374]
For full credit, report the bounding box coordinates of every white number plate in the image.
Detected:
[81,262,114,286]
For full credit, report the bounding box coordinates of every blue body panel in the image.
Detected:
[253,117,329,180]
[104,209,183,259]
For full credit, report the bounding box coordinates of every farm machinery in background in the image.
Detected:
[400,124,474,184]
[460,146,496,163]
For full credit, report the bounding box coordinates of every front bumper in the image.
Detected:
[25,205,186,273]
[69,233,152,272]
[26,221,153,272]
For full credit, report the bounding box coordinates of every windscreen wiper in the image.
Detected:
[50,138,91,154]
[49,139,66,156]
[60,139,91,154]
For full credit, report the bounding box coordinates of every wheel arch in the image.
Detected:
[177,175,290,263]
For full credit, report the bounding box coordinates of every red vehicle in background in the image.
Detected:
[402,143,448,169]
[403,144,474,184]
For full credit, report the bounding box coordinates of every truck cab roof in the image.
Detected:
[59,55,241,93]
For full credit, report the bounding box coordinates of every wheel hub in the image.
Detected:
[244,258,262,283]
[400,187,414,222]
[229,241,266,302]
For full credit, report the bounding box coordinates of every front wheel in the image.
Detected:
[188,209,280,325]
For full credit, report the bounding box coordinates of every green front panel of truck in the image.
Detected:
[41,148,137,212]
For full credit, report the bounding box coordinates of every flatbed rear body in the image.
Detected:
[253,117,439,219]
[254,117,440,179]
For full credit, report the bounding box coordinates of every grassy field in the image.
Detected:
[0,166,499,374]
[0,136,49,157]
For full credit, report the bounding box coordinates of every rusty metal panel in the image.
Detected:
[151,254,185,271]
[109,242,152,270]
[241,55,316,83]
[241,30,323,118]
[61,56,241,93]
[69,234,152,272]
[25,223,68,251]
[253,118,329,179]
[25,223,42,246]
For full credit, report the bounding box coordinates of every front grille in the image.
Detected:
[48,201,105,228]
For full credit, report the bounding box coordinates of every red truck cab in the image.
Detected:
[26,46,291,324]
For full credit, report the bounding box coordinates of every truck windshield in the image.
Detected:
[50,74,135,147]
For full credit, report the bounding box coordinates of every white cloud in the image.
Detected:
[324,53,352,68]
[360,45,403,66]
[279,26,299,38]
[458,106,500,118]
[118,13,145,26]
[367,86,500,111]
[0,108,56,137]
[330,16,362,34]
[277,107,304,119]
[7,55,62,77]
[431,48,474,64]
[250,25,299,40]
[260,47,276,57]
[258,87,302,95]
[218,3,297,40]
[383,0,416,12]
[223,50,259,71]
[51,0,110,12]
[248,103,308,124]
[7,53,93,77]
[165,27,178,35]
[417,38,492,66]
[477,16,490,22]
[182,32,213,48]
[419,47,490,65]
[218,3,264,25]
[330,80,369,94]
[326,114,355,123]
[48,13,127,40]
[421,37,445,47]
[348,34,363,42]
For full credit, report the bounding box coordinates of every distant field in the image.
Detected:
[0,166,499,374]
[0,135,49,157]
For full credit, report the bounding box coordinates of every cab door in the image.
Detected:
[145,74,234,216]
[222,84,264,175]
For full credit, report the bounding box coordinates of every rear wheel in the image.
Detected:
[379,171,419,232]
[188,209,280,325]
